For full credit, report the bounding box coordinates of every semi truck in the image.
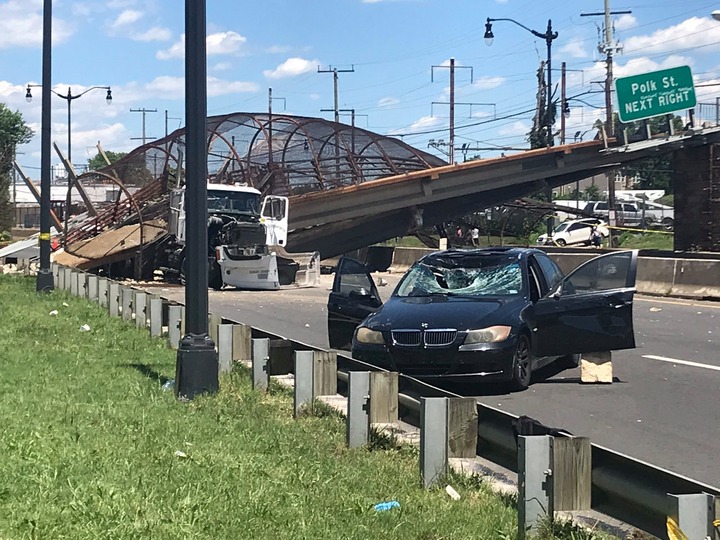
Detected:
[163,182,320,290]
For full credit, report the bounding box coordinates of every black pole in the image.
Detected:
[36,0,53,292]
[66,91,72,164]
[175,0,218,400]
[545,19,555,237]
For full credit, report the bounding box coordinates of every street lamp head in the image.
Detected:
[712,10,720,21]
[25,86,32,103]
[105,88,113,105]
[484,19,494,46]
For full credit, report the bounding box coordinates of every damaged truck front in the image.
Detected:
[163,183,320,290]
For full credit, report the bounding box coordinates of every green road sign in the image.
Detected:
[615,66,696,123]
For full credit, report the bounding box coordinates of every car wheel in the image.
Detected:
[559,353,581,369]
[662,217,674,231]
[511,334,533,391]
[555,238,566,247]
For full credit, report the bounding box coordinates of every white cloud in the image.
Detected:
[263,57,320,79]
[131,27,172,42]
[207,31,247,55]
[266,45,292,54]
[559,39,589,59]
[0,1,74,48]
[623,17,720,56]
[211,62,233,71]
[470,76,505,91]
[614,55,695,79]
[378,97,399,107]
[614,14,637,31]
[389,115,442,135]
[143,75,258,98]
[111,9,143,29]
[157,31,247,60]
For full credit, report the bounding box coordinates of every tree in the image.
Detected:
[87,150,126,171]
[0,103,33,232]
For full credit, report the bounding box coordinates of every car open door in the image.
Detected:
[533,250,638,357]
[327,257,383,350]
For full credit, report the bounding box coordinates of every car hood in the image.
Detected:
[362,295,526,332]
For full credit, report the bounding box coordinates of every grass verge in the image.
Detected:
[0,275,613,539]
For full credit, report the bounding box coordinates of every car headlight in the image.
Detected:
[463,325,511,344]
[355,327,385,344]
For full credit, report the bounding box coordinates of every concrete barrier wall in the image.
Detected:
[388,247,720,300]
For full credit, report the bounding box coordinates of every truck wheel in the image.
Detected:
[662,218,674,231]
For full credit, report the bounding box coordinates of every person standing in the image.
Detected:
[471,226,479,247]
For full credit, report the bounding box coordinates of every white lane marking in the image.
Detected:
[642,355,720,372]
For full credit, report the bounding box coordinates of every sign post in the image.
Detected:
[615,66,696,124]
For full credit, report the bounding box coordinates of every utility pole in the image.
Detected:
[130,108,158,145]
[318,65,354,182]
[318,65,355,123]
[581,2,631,244]
[165,110,182,138]
[432,58,474,165]
[268,88,286,165]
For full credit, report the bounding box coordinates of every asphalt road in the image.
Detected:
[147,274,720,487]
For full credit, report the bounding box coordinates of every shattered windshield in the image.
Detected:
[207,190,260,215]
[395,253,524,298]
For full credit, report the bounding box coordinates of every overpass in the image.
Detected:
[287,128,720,257]
[49,114,720,271]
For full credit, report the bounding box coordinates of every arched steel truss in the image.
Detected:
[96,113,447,196]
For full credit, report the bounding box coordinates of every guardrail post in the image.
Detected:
[86,275,98,301]
[518,435,554,540]
[121,287,133,321]
[77,272,87,298]
[667,493,715,540]
[62,268,72,291]
[252,338,270,391]
[52,263,59,288]
[108,282,120,318]
[149,298,163,337]
[448,397,478,459]
[369,372,399,425]
[97,278,108,308]
[167,304,183,348]
[134,292,147,329]
[347,371,370,448]
[232,324,252,364]
[217,324,234,374]
[313,351,337,396]
[293,350,314,418]
[70,270,79,296]
[553,437,591,511]
[208,313,222,345]
[581,351,613,383]
[420,397,448,488]
[57,265,65,290]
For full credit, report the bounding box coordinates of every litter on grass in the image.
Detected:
[373,500,400,512]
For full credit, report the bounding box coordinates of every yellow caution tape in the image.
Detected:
[609,225,674,235]
[667,516,690,540]
[38,233,51,241]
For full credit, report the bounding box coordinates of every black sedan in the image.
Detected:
[327,247,637,390]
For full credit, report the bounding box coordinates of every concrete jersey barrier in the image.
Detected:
[386,246,720,300]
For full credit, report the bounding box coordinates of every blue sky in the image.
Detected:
[2,0,720,175]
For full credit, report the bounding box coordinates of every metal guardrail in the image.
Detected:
[54,264,720,539]
[232,321,720,538]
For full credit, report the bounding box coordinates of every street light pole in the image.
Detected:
[175,0,218,401]
[485,17,558,235]
[36,0,53,292]
[26,85,112,165]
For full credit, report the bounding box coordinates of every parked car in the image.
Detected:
[583,200,643,227]
[537,218,609,247]
[327,247,637,390]
[632,199,674,230]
